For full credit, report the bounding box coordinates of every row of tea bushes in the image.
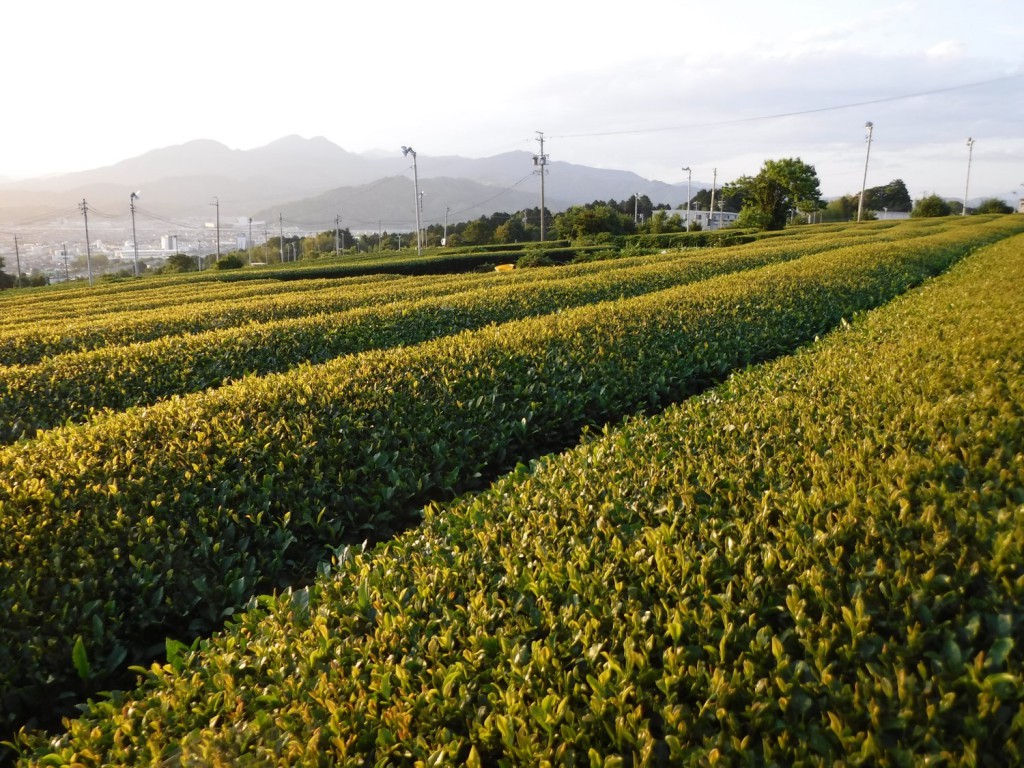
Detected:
[0,217,966,364]
[0,239,819,442]
[0,219,1019,731]
[13,233,1024,765]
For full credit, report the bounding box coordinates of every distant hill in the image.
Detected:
[253,175,560,232]
[0,136,704,229]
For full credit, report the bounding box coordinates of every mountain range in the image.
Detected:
[0,136,701,231]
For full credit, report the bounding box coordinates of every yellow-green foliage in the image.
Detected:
[14,231,1024,765]
[1,216,1022,744]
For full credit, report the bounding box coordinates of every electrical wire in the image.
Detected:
[550,73,1023,141]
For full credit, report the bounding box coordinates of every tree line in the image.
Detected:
[1,158,1016,283]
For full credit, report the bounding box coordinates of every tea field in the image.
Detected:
[2,217,1023,764]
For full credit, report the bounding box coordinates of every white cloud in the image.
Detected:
[1,0,1020,201]
[926,40,968,60]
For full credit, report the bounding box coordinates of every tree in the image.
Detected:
[642,210,685,235]
[821,195,858,222]
[733,158,824,230]
[0,257,13,290]
[460,218,495,246]
[975,198,1013,214]
[911,194,952,218]
[494,217,528,243]
[867,179,912,212]
[163,253,199,272]
[554,205,633,241]
[687,186,744,215]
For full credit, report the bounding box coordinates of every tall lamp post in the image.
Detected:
[963,138,975,216]
[418,190,425,248]
[857,121,874,223]
[401,146,422,255]
[130,191,141,277]
[211,196,221,262]
[681,166,692,230]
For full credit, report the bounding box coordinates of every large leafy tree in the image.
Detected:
[911,194,952,218]
[867,179,912,212]
[459,218,495,246]
[554,205,634,240]
[688,187,744,214]
[733,158,824,230]
[0,257,13,290]
[975,198,1013,214]
[494,217,528,244]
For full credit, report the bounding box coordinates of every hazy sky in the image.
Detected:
[3,0,1022,199]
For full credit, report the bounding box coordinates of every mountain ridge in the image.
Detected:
[0,136,703,229]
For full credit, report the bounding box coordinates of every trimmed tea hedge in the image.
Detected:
[12,231,1024,765]
[0,240,816,442]
[0,217,1021,733]
[0,218,964,364]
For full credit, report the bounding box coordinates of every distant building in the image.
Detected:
[686,210,739,230]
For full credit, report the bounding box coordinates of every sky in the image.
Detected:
[2,0,1022,201]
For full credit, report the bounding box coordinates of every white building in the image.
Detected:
[683,210,740,230]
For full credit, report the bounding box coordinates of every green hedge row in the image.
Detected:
[13,232,1024,765]
[0,241,814,442]
[0,237,733,366]
[0,217,1020,733]
[0,218,972,366]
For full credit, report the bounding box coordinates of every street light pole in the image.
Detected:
[708,168,717,230]
[211,196,220,260]
[681,167,691,230]
[130,191,141,277]
[401,146,422,256]
[418,190,425,248]
[963,138,975,216]
[80,198,93,287]
[13,235,22,286]
[857,121,874,223]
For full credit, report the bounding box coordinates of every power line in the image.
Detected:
[550,73,1023,141]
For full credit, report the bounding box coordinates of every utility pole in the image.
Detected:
[248,218,253,266]
[443,206,449,246]
[79,198,93,286]
[418,190,425,249]
[130,191,141,277]
[857,121,874,223]
[279,214,284,263]
[335,215,341,257]
[13,235,22,286]
[62,243,69,282]
[963,137,975,216]
[211,196,220,261]
[533,131,548,241]
[681,167,692,231]
[401,146,422,255]
[708,169,717,231]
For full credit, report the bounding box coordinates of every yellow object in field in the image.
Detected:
[495,264,515,272]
